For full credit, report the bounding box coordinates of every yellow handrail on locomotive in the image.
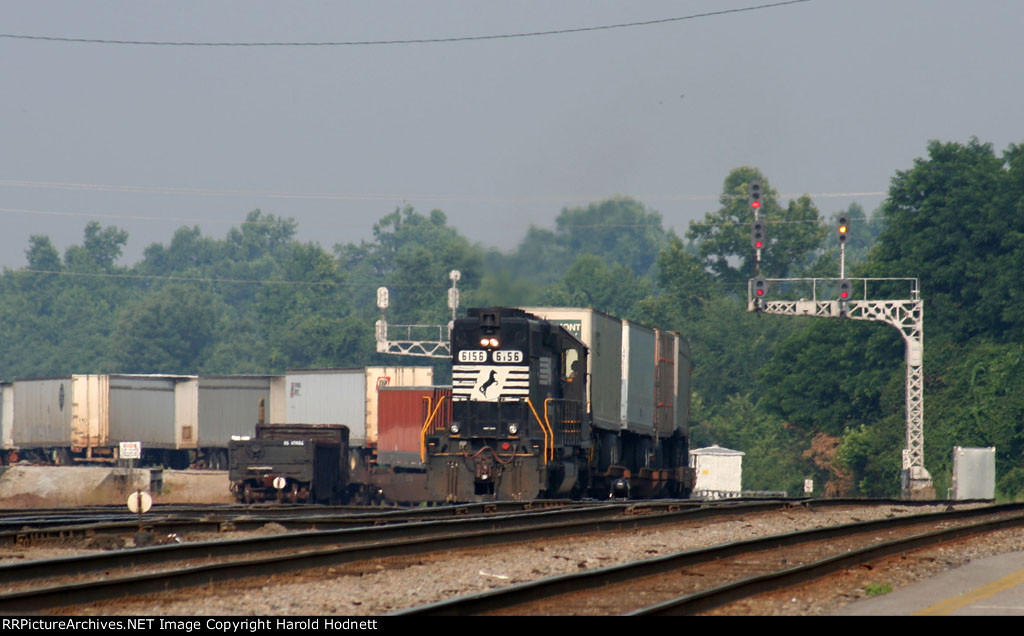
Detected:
[544,398,559,462]
[525,398,552,465]
[419,394,448,463]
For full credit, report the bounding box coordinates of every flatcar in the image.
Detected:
[228,423,350,504]
[423,307,694,502]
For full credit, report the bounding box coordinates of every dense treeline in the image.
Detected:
[2,138,1022,499]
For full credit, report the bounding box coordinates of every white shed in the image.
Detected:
[690,445,745,497]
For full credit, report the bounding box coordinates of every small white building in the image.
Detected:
[690,445,745,498]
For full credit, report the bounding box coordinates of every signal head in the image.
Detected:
[748,182,762,211]
[751,220,766,250]
[752,276,767,298]
[837,215,850,243]
[838,279,852,301]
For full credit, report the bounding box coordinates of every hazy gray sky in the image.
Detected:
[1,0,1021,268]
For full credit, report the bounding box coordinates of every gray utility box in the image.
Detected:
[951,446,996,500]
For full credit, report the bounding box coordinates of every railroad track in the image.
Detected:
[392,503,1024,615]
[0,499,610,545]
[0,499,820,612]
[0,497,979,545]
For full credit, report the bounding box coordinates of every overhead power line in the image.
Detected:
[0,1,812,47]
[0,179,886,205]
[13,268,450,289]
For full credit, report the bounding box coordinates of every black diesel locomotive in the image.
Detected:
[424,307,694,502]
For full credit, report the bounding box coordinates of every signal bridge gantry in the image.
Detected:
[748,276,932,499]
[374,270,461,360]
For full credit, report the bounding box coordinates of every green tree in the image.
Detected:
[64,222,129,271]
[25,236,62,272]
[111,284,220,373]
[491,197,670,302]
[687,168,826,285]
[869,139,1016,343]
[537,254,653,319]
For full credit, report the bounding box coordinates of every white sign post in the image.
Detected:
[119,441,141,461]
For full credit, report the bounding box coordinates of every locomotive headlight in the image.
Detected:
[479,338,489,347]
[489,337,500,347]
[449,422,460,435]
[507,423,519,435]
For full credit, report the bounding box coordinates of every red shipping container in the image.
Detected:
[376,387,452,467]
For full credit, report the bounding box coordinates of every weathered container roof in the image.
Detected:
[690,444,745,456]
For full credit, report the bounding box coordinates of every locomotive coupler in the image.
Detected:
[473,454,497,482]
[610,477,631,499]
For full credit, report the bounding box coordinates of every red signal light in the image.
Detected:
[838,279,852,301]
[751,221,766,250]
[748,182,762,210]
[752,276,767,298]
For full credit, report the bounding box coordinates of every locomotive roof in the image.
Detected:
[461,307,587,351]
[465,307,534,319]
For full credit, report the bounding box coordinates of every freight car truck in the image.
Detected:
[228,424,350,504]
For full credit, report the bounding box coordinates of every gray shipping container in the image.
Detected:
[11,377,74,447]
[198,375,285,447]
[106,375,198,450]
[284,367,433,447]
[621,320,656,434]
[520,307,623,432]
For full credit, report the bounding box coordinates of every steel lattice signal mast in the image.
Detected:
[747,197,933,499]
[374,270,461,359]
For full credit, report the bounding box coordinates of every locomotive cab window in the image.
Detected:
[562,348,580,382]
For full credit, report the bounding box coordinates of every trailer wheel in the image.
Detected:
[53,448,72,466]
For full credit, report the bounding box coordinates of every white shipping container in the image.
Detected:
[519,307,623,431]
[1,383,12,449]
